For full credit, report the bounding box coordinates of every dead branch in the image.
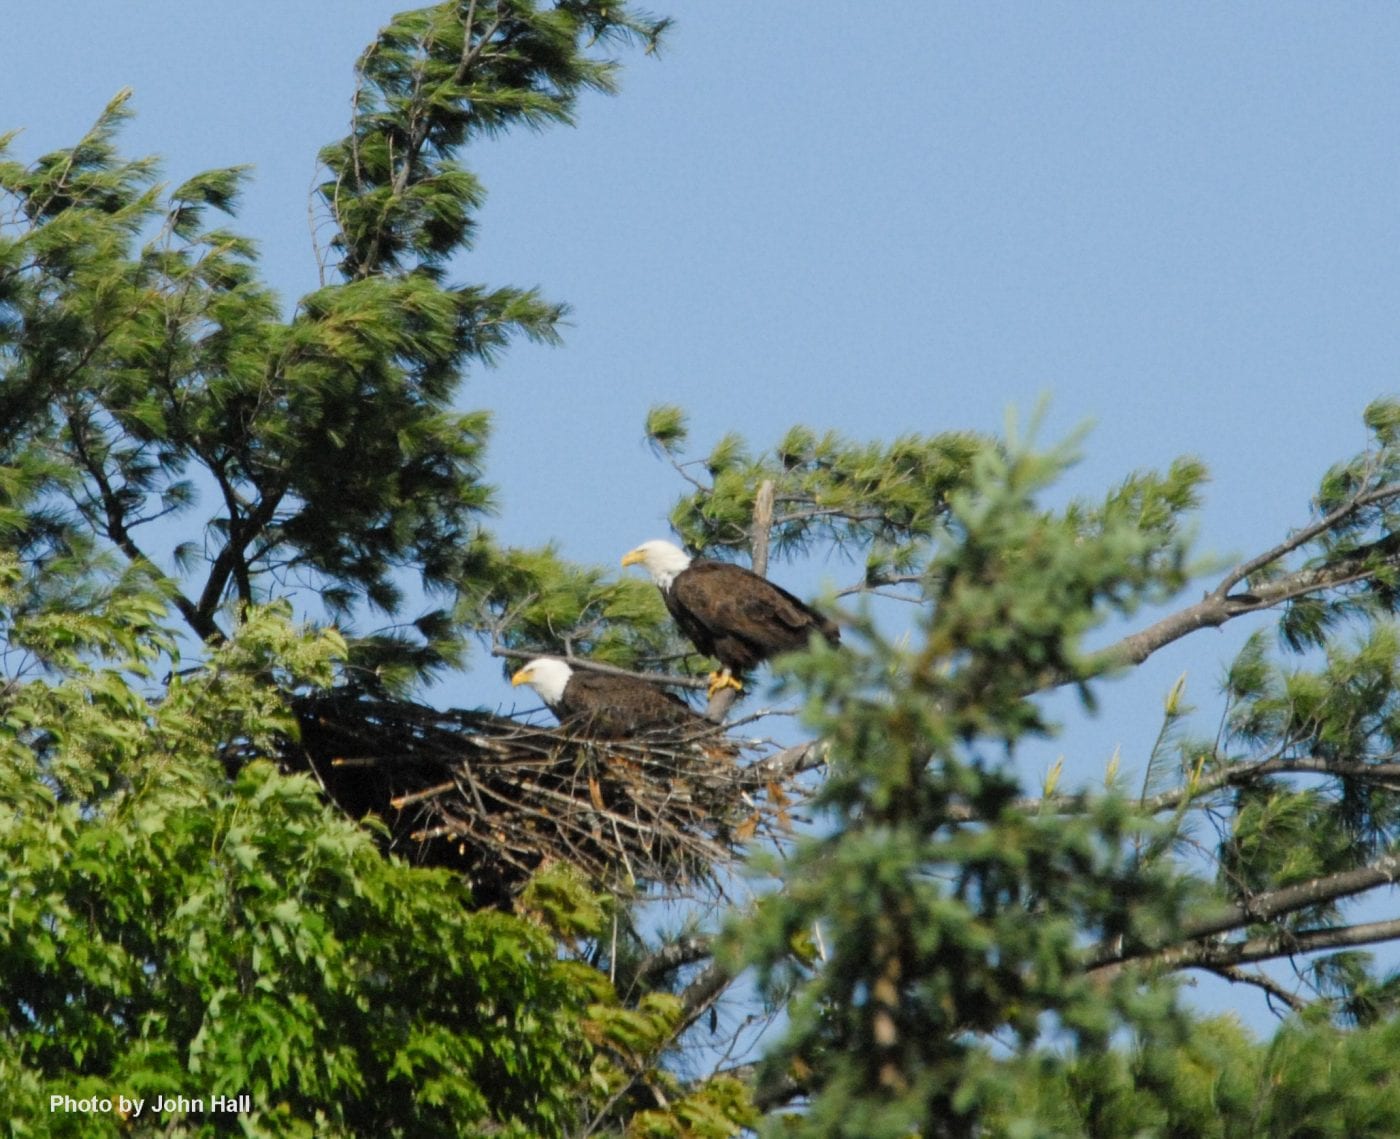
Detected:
[751,479,775,578]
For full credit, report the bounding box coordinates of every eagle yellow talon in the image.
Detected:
[706,669,743,701]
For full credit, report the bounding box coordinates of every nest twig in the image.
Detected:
[238,689,813,907]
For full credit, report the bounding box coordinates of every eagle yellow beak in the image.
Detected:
[621,548,645,568]
[510,666,532,687]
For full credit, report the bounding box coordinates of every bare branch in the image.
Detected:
[680,959,733,1025]
[740,739,828,784]
[1137,755,1400,815]
[1180,854,1400,942]
[705,684,741,723]
[835,584,924,604]
[1096,918,1400,991]
[1203,964,1307,1013]
[1214,478,1400,597]
[1210,916,1400,968]
[751,479,775,578]
[771,506,885,527]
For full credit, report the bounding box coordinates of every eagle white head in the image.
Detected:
[510,657,572,705]
[621,539,693,589]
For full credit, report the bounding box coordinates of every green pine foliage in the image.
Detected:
[981,1011,1400,1137]
[456,539,678,673]
[734,433,1203,1137]
[0,1,675,683]
[723,405,1400,1136]
[646,403,990,582]
[319,1,668,281]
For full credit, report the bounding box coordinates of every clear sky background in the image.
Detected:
[5,2,1399,1029]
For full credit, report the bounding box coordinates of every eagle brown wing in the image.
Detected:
[669,560,839,674]
[558,670,701,738]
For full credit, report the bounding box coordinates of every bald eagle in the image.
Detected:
[511,657,705,738]
[622,539,840,699]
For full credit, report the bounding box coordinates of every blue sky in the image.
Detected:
[5,2,1400,1026]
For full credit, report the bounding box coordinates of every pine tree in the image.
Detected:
[0,0,670,688]
[673,403,1400,1135]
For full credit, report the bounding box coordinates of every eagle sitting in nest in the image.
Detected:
[511,657,711,739]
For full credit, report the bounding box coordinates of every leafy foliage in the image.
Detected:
[0,595,600,1137]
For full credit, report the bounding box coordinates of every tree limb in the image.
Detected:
[632,934,715,989]
[63,405,219,642]
[1136,755,1400,815]
[1088,493,1400,673]
[739,739,828,785]
[1095,917,1400,989]
[679,960,733,1028]
[1214,478,1400,598]
[751,479,775,578]
[1089,849,1400,970]
[1202,964,1307,1013]
[994,754,1400,823]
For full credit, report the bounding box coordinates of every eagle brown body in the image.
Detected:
[512,658,705,739]
[665,559,840,672]
[622,540,840,696]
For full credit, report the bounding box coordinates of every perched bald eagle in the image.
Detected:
[511,657,705,738]
[622,539,840,698]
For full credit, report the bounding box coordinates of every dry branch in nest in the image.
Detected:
[251,688,813,908]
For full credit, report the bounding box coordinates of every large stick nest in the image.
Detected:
[262,688,811,907]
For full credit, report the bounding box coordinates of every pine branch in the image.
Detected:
[772,505,886,526]
[63,405,218,642]
[1089,491,1400,673]
[1094,918,1400,991]
[1215,477,1400,596]
[1180,851,1400,941]
[1001,754,1400,822]
[1203,917,1400,969]
[1136,754,1400,814]
[1088,848,1400,970]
